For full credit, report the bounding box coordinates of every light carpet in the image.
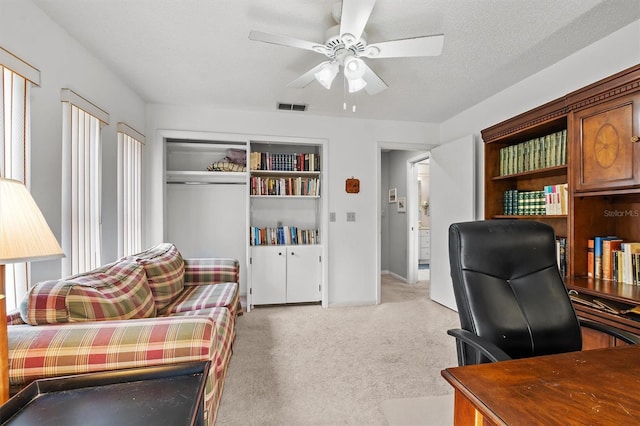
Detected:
[380,395,454,426]
[215,275,459,425]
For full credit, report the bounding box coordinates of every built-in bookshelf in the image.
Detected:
[249,142,321,247]
[248,140,324,307]
[483,107,569,239]
[482,64,640,348]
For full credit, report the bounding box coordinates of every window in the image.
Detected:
[0,47,40,310]
[117,123,144,257]
[61,89,109,276]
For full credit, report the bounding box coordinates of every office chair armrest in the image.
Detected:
[579,318,640,345]
[447,329,512,363]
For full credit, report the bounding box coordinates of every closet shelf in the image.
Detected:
[166,170,246,184]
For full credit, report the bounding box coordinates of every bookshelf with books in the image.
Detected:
[483,64,640,348]
[248,140,325,307]
[483,99,569,240]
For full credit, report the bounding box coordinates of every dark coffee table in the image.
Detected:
[1,361,210,426]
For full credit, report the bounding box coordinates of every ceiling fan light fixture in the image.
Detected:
[347,77,367,93]
[315,61,340,89]
[343,56,366,80]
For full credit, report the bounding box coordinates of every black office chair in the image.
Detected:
[447,219,639,366]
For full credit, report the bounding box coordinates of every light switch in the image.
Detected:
[347,212,356,222]
[330,212,336,222]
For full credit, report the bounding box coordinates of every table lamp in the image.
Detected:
[0,177,64,403]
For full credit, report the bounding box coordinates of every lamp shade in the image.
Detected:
[343,57,366,80]
[314,61,339,89]
[0,177,64,264]
[347,78,367,93]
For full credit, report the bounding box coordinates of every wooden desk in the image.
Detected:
[442,345,640,425]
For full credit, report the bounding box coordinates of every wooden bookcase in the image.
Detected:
[482,64,640,348]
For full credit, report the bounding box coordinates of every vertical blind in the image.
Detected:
[0,47,40,310]
[117,123,144,258]
[61,89,109,276]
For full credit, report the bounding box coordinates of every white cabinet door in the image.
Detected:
[251,246,287,304]
[286,245,322,303]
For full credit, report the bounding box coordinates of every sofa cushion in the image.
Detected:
[22,260,156,325]
[130,243,185,311]
[160,282,239,318]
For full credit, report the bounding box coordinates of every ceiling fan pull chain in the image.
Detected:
[343,75,348,110]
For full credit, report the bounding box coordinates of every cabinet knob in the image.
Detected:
[290,252,295,256]
[632,136,640,143]
[278,252,283,256]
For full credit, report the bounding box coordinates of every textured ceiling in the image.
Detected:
[31,0,640,122]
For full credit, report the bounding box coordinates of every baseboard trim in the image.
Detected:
[383,270,408,283]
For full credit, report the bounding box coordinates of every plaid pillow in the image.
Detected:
[183,258,239,286]
[23,260,156,325]
[130,243,185,311]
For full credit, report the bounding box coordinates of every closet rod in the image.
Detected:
[166,181,247,185]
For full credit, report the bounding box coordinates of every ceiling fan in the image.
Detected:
[248,0,444,95]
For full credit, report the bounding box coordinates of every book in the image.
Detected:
[556,237,567,278]
[558,183,568,215]
[602,238,623,280]
[543,184,568,215]
[621,242,640,285]
[594,236,619,279]
[549,132,557,167]
[587,239,595,278]
[612,249,621,282]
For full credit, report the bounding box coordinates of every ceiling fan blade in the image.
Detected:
[362,63,387,95]
[287,62,330,88]
[249,30,326,54]
[340,0,376,43]
[362,34,444,58]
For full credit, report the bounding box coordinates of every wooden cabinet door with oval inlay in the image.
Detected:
[574,93,640,191]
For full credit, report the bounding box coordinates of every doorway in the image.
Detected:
[377,143,431,304]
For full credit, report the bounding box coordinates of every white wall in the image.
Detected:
[1,0,146,283]
[440,19,640,220]
[145,105,439,306]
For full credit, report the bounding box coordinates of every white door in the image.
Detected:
[251,246,287,304]
[286,245,322,303]
[429,135,476,310]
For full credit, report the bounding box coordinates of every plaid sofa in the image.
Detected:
[7,243,241,425]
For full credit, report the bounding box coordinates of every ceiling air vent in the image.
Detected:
[277,102,307,112]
